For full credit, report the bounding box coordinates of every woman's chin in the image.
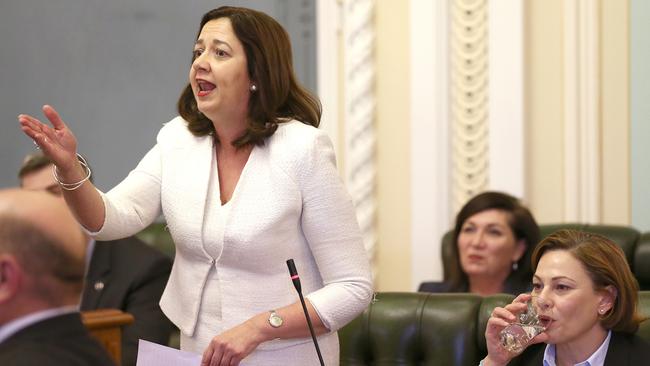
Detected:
[195,104,215,119]
[463,265,488,277]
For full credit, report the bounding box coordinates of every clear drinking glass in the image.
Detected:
[499,296,546,354]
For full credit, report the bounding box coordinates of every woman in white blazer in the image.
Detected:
[19,6,373,366]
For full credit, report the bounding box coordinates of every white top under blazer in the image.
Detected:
[92,117,373,356]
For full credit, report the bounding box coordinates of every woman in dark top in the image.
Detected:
[419,191,539,296]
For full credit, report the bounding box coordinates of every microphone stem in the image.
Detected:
[297,290,325,366]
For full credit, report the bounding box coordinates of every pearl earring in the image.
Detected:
[512,261,518,271]
[250,84,257,92]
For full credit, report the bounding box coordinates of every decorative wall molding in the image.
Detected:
[451,0,490,213]
[343,0,377,269]
[410,0,451,288]
[563,0,601,222]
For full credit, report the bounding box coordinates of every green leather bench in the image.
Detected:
[338,291,650,366]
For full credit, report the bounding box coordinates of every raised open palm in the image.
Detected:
[18,105,79,171]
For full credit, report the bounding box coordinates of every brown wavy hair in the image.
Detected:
[177,6,321,147]
[532,229,646,333]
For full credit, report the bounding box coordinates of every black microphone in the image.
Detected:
[286,259,325,366]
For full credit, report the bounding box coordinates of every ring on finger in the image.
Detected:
[33,140,40,149]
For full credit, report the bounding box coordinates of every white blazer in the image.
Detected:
[93,117,373,347]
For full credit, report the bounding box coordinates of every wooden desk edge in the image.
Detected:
[81,309,135,330]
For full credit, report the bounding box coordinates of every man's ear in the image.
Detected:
[0,255,22,304]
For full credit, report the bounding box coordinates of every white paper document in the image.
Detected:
[136,339,202,366]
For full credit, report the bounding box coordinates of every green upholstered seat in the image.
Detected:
[339,291,650,366]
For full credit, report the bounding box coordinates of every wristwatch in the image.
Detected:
[268,310,283,328]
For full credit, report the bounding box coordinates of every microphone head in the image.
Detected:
[286,259,298,277]
[286,258,302,293]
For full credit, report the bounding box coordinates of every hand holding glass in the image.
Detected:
[499,296,546,354]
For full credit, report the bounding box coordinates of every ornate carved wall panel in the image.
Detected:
[343,0,377,267]
[451,0,489,213]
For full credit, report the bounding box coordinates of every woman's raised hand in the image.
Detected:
[482,293,548,366]
[18,105,79,172]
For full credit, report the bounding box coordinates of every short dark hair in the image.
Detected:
[447,191,540,292]
[0,214,85,305]
[177,6,321,147]
[532,229,646,333]
[18,153,93,184]
[18,153,52,182]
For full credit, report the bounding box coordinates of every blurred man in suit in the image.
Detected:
[19,154,175,366]
[0,189,115,365]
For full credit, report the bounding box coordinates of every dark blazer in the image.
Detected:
[418,279,531,296]
[418,281,455,293]
[511,331,650,365]
[0,312,115,366]
[80,237,174,366]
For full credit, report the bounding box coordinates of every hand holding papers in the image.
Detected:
[136,340,201,366]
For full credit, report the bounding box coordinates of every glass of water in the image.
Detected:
[499,295,547,354]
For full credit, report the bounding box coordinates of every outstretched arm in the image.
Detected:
[19,105,105,231]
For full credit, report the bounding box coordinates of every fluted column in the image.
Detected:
[343,0,377,270]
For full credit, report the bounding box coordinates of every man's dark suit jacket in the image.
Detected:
[511,331,650,365]
[0,312,115,366]
[80,237,174,366]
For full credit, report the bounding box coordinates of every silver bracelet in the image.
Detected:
[52,153,92,191]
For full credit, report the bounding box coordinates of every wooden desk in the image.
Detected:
[82,309,134,366]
